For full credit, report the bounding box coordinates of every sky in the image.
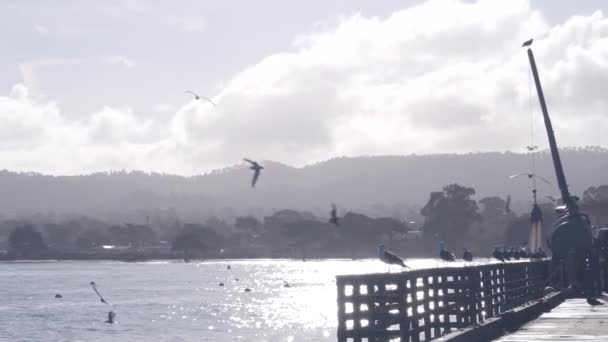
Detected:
[1,0,608,175]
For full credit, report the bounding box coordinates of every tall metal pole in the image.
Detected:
[525,46,578,215]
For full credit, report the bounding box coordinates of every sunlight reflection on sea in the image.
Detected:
[0,258,494,341]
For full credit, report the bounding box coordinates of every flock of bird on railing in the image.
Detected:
[491,246,547,262]
[378,242,548,271]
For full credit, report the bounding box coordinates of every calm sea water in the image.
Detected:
[0,258,492,342]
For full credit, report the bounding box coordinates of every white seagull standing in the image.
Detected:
[184,90,216,106]
[377,244,408,272]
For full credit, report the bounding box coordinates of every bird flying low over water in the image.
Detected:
[90,281,109,304]
[329,203,339,226]
[439,241,455,261]
[509,173,551,185]
[243,158,264,187]
[105,311,116,324]
[184,90,216,106]
[377,244,408,272]
[462,248,473,262]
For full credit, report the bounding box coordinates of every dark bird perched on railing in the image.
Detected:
[243,158,264,187]
[537,248,547,258]
[520,245,532,259]
[329,203,339,226]
[184,90,216,106]
[503,248,512,261]
[439,241,455,261]
[377,244,408,272]
[587,297,604,308]
[493,247,505,262]
[512,247,522,260]
[530,249,542,259]
[462,248,473,262]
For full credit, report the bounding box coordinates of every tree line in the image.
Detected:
[3,183,608,259]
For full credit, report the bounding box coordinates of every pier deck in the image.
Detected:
[496,298,608,341]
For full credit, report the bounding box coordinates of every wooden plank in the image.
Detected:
[495,298,608,341]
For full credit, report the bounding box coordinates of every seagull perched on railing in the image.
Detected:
[462,248,473,262]
[439,241,455,261]
[184,90,216,106]
[377,244,408,272]
[243,158,264,187]
[587,297,604,309]
[493,247,505,262]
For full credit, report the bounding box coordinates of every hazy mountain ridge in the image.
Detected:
[1,147,607,221]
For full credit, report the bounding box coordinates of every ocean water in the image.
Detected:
[0,258,492,342]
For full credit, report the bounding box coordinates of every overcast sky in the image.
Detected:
[1,0,608,175]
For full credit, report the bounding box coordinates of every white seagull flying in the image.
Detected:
[184,90,216,106]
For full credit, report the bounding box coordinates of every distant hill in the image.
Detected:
[1,147,607,222]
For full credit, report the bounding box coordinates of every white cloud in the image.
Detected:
[106,56,136,68]
[3,0,608,174]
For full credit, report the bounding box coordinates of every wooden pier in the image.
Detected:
[496,297,608,341]
[336,260,550,341]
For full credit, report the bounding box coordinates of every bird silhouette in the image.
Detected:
[503,248,512,261]
[243,158,264,187]
[493,248,505,262]
[377,244,408,272]
[526,145,538,151]
[439,241,455,261]
[184,90,216,106]
[522,38,533,47]
[463,248,473,262]
[105,311,116,324]
[512,247,521,260]
[505,195,512,214]
[509,173,551,185]
[90,281,109,304]
[537,248,547,258]
[588,297,604,308]
[329,203,339,226]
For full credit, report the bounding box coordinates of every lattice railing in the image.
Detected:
[336,260,550,342]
